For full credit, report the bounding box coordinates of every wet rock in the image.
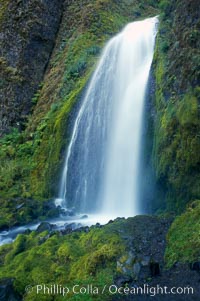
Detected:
[141,256,151,266]
[73,224,85,232]
[117,261,123,270]
[36,222,54,233]
[190,262,200,272]
[60,208,76,217]
[43,200,60,218]
[114,274,133,287]
[61,222,85,235]
[64,223,77,231]
[125,252,136,265]
[0,278,21,301]
[15,203,24,210]
[76,226,90,233]
[133,262,141,277]
[67,209,76,217]
[0,225,9,232]
[95,223,101,228]
[150,262,160,277]
[24,229,31,235]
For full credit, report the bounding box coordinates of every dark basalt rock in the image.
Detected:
[114,274,133,287]
[0,225,9,232]
[95,222,102,228]
[111,216,200,301]
[150,262,161,277]
[15,203,25,210]
[36,222,54,233]
[64,222,77,231]
[0,0,64,136]
[43,200,60,218]
[190,262,200,272]
[0,278,21,301]
[59,208,76,217]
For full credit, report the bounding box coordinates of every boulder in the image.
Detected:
[114,274,133,287]
[0,278,21,301]
[190,262,200,272]
[36,222,54,233]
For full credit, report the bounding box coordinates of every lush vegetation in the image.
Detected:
[152,0,200,213]
[0,220,127,301]
[165,200,200,267]
[0,1,200,299]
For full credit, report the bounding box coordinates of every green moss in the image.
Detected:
[29,72,92,198]
[152,1,200,213]
[0,197,59,230]
[165,200,200,267]
[0,0,10,25]
[153,90,200,212]
[0,220,127,301]
[0,128,34,199]
[176,94,198,126]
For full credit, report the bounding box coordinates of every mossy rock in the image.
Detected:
[165,200,200,267]
[151,0,200,213]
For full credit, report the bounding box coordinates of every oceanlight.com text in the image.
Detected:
[25,283,194,297]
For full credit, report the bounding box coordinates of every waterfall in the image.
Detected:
[57,16,158,218]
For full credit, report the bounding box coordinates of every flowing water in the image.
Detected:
[0,17,158,246]
[58,16,158,217]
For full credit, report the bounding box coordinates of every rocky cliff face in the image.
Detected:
[0,0,63,136]
[152,0,200,212]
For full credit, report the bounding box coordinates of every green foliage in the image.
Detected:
[158,0,170,12]
[0,197,59,230]
[176,94,198,126]
[165,200,200,267]
[153,89,200,212]
[152,0,200,213]
[0,128,34,199]
[160,40,169,53]
[0,0,10,25]
[86,45,101,56]
[32,83,44,104]
[0,220,127,301]
[68,57,87,79]
[5,234,27,263]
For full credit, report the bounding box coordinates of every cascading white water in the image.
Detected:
[57,16,158,218]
